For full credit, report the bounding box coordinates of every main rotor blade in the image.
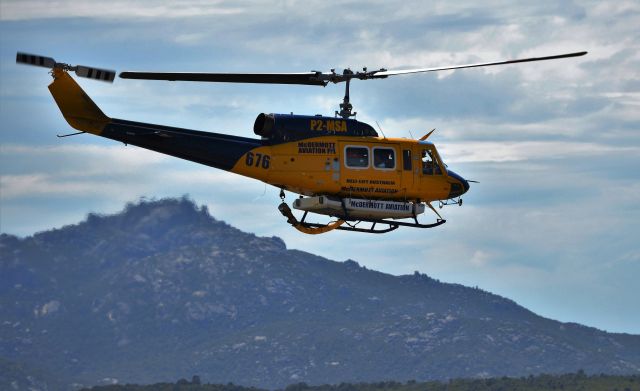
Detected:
[118,51,587,87]
[119,71,327,86]
[371,51,587,77]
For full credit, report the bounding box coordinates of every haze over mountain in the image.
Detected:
[1,197,639,390]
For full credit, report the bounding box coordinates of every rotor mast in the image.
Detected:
[329,67,384,118]
[338,69,355,119]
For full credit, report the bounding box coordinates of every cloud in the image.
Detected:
[2,143,166,164]
[2,0,640,335]
[0,142,280,237]
[2,173,116,198]
[0,0,245,21]
[438,141,640,163]
[469,250,492,267]
[0,143,257,196]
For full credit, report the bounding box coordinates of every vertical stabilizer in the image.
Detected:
[48,69,110,135]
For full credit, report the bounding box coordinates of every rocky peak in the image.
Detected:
[1,198,638,390]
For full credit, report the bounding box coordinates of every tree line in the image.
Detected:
[82,371,639,391]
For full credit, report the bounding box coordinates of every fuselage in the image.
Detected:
[47,69,469,204]
[233,133,469,203]
[232,113,469,203]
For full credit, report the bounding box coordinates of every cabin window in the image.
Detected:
[403,149,412,171]
[345,146,369,168]
[373,147,396,170]
[421,149,442,175]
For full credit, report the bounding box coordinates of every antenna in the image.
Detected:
[375,121,387,139]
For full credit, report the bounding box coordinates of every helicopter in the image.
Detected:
[16,50,586,234]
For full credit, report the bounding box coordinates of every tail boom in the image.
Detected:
[48,69,261,172]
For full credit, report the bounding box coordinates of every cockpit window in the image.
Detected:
[345,146,369,168]
[421,149,442,175]
[373,147,396,170]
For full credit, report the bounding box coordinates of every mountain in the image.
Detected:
[1,197,639,390]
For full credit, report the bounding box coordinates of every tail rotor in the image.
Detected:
[16,52,116,83]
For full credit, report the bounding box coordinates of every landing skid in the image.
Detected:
[278,202,445,234]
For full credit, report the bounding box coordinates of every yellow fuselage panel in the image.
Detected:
[231,136,452,202]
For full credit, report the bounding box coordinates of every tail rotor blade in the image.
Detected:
[16,52,56,68]
[75,65,116,83]
[17,51,115,83]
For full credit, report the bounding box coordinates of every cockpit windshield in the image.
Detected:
[421,148,443,175]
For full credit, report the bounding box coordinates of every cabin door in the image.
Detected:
[339,143,402,199]
[415,144,448,200]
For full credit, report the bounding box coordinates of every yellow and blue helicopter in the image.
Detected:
[16,50,586,234]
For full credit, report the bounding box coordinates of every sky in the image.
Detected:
[1,0,639,334]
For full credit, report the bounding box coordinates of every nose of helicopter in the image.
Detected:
[446,170,470,199]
